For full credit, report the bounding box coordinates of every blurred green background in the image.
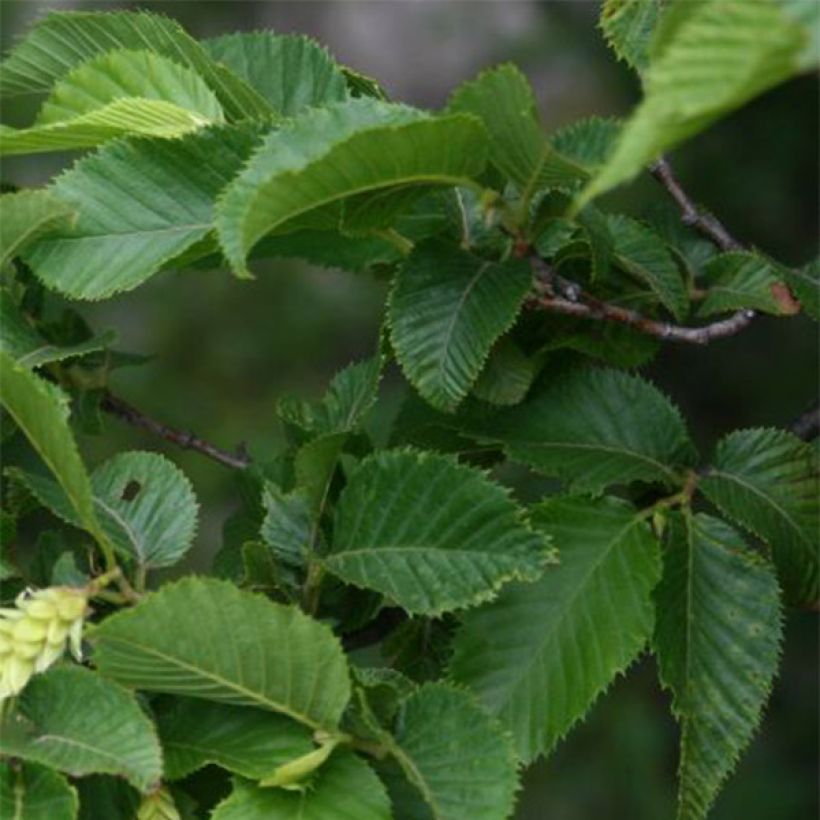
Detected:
[2,2,817,817]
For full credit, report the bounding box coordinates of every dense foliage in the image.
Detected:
[0,2,817,818]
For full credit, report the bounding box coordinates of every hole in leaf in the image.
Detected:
[121,480,141,502]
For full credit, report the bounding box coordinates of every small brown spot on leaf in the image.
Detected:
[771,282,800,315]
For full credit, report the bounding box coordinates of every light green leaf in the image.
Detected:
[210,752,391,820]
[325,449,554,615]
[447,64,587,203]
[0,10,273,120]
[472,337,535,406]
[381,683,518,820]
[156,697,313,781]
[451,495,660,760]
[477,367,696,493]
[608,214,688,320]
[0,190,75,268]
[24,124,262,300]
[91,577,351,732]
[0,666,162,793]
[0,289,114,368]
[389,240,532,412]
[10,451,198,570]
[260,483,313,569]
[215,99,487,277]
[0,762,77,820]
[698,252,801,317]
[700,428,819,606]
[203,32,347,115]
[600,0,662,72]
[578,0,810,208]
[653,512,783,820]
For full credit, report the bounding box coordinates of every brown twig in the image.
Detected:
[100,390,251,470]
[791,401,820,441]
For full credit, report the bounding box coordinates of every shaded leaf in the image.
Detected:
[0,762,77,820]
[600,0,662,72]
[472,337,535,406]
[260,483,313,569]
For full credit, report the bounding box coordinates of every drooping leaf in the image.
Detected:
[477,367,695,493]
[653,512,783,820]
[578,0,812,208]
[210,752,391,820]
[0,10,273,120]
[381,683,519,820]
[607,214,688,320]
[156,697,313,781]
[698,252,801,317]
[451,495,660,760]
[24,124,262,300]
[0,762,78,820]
[389,240,532,412]
[0,190,75,268]
[471,337,535,406]
[699,428,819,606]
[91,577,351,731]
[325,449,554,615]
[215,99,488,277]
[203,32,347,115]
[447,64,587,203]
[599,0,662,72]
[10,451,198,571]
[0,665,162,792]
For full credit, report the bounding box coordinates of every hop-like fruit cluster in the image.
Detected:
[0,586,88,700]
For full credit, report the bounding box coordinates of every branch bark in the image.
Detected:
[100,390,251,470]
[791,401,820,441]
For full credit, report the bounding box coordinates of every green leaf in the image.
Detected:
[0,762,78,820]
[210,752,391,820]
[156,697,313,781]
[600,0,662,72]
[447,64,587,202]
[215,99,487,277]
[91,577,351,732]
[550,116,622,173]
[781,257,819,321]
[0,352,102,544]
[203,32,347,116]
[472,337,535,406]
[389,240,532,412]
[0,289,114,368]
[0,10,273,120]
[381,683,518,820]
[0,666,162,792]
[451,495,660,760]
[24,124,261,300]
[608,214,688,320]
[699,428,819,606]
[578,0,810,208]
[698,252,801,317]
[260,483,313,569]
[478,367,695,493]
[11,451,198,571]
[325,449,554,615]
[653,512,783,820]
[0,190,75,268]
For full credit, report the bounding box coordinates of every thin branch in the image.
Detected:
[649,157,743,252]
[100,390,251,470]
[791,401,820,441]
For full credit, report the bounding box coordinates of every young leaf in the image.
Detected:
[381,683,519,820]
[215,99,487,277]
[699,428,819,606]
[0,666,162,793]
[325,449,554,615]
[0,762,78,820]
[0,190,74,268]
[476,367,695,493]
[653,512,783,820]
[210,752,391,820]
[91,577,351,731]
[389,240,532,412]
[24,124,262,300]
[447,64,587,200]
[607,214,688,320]
[599,0,662,72]
[11,451,198,571]
[203,32,348,115]
[451,495,660,760]
[0,10,273,120]
[698,252,800,317]
[156,697,313,781]
[578,0,811,208]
